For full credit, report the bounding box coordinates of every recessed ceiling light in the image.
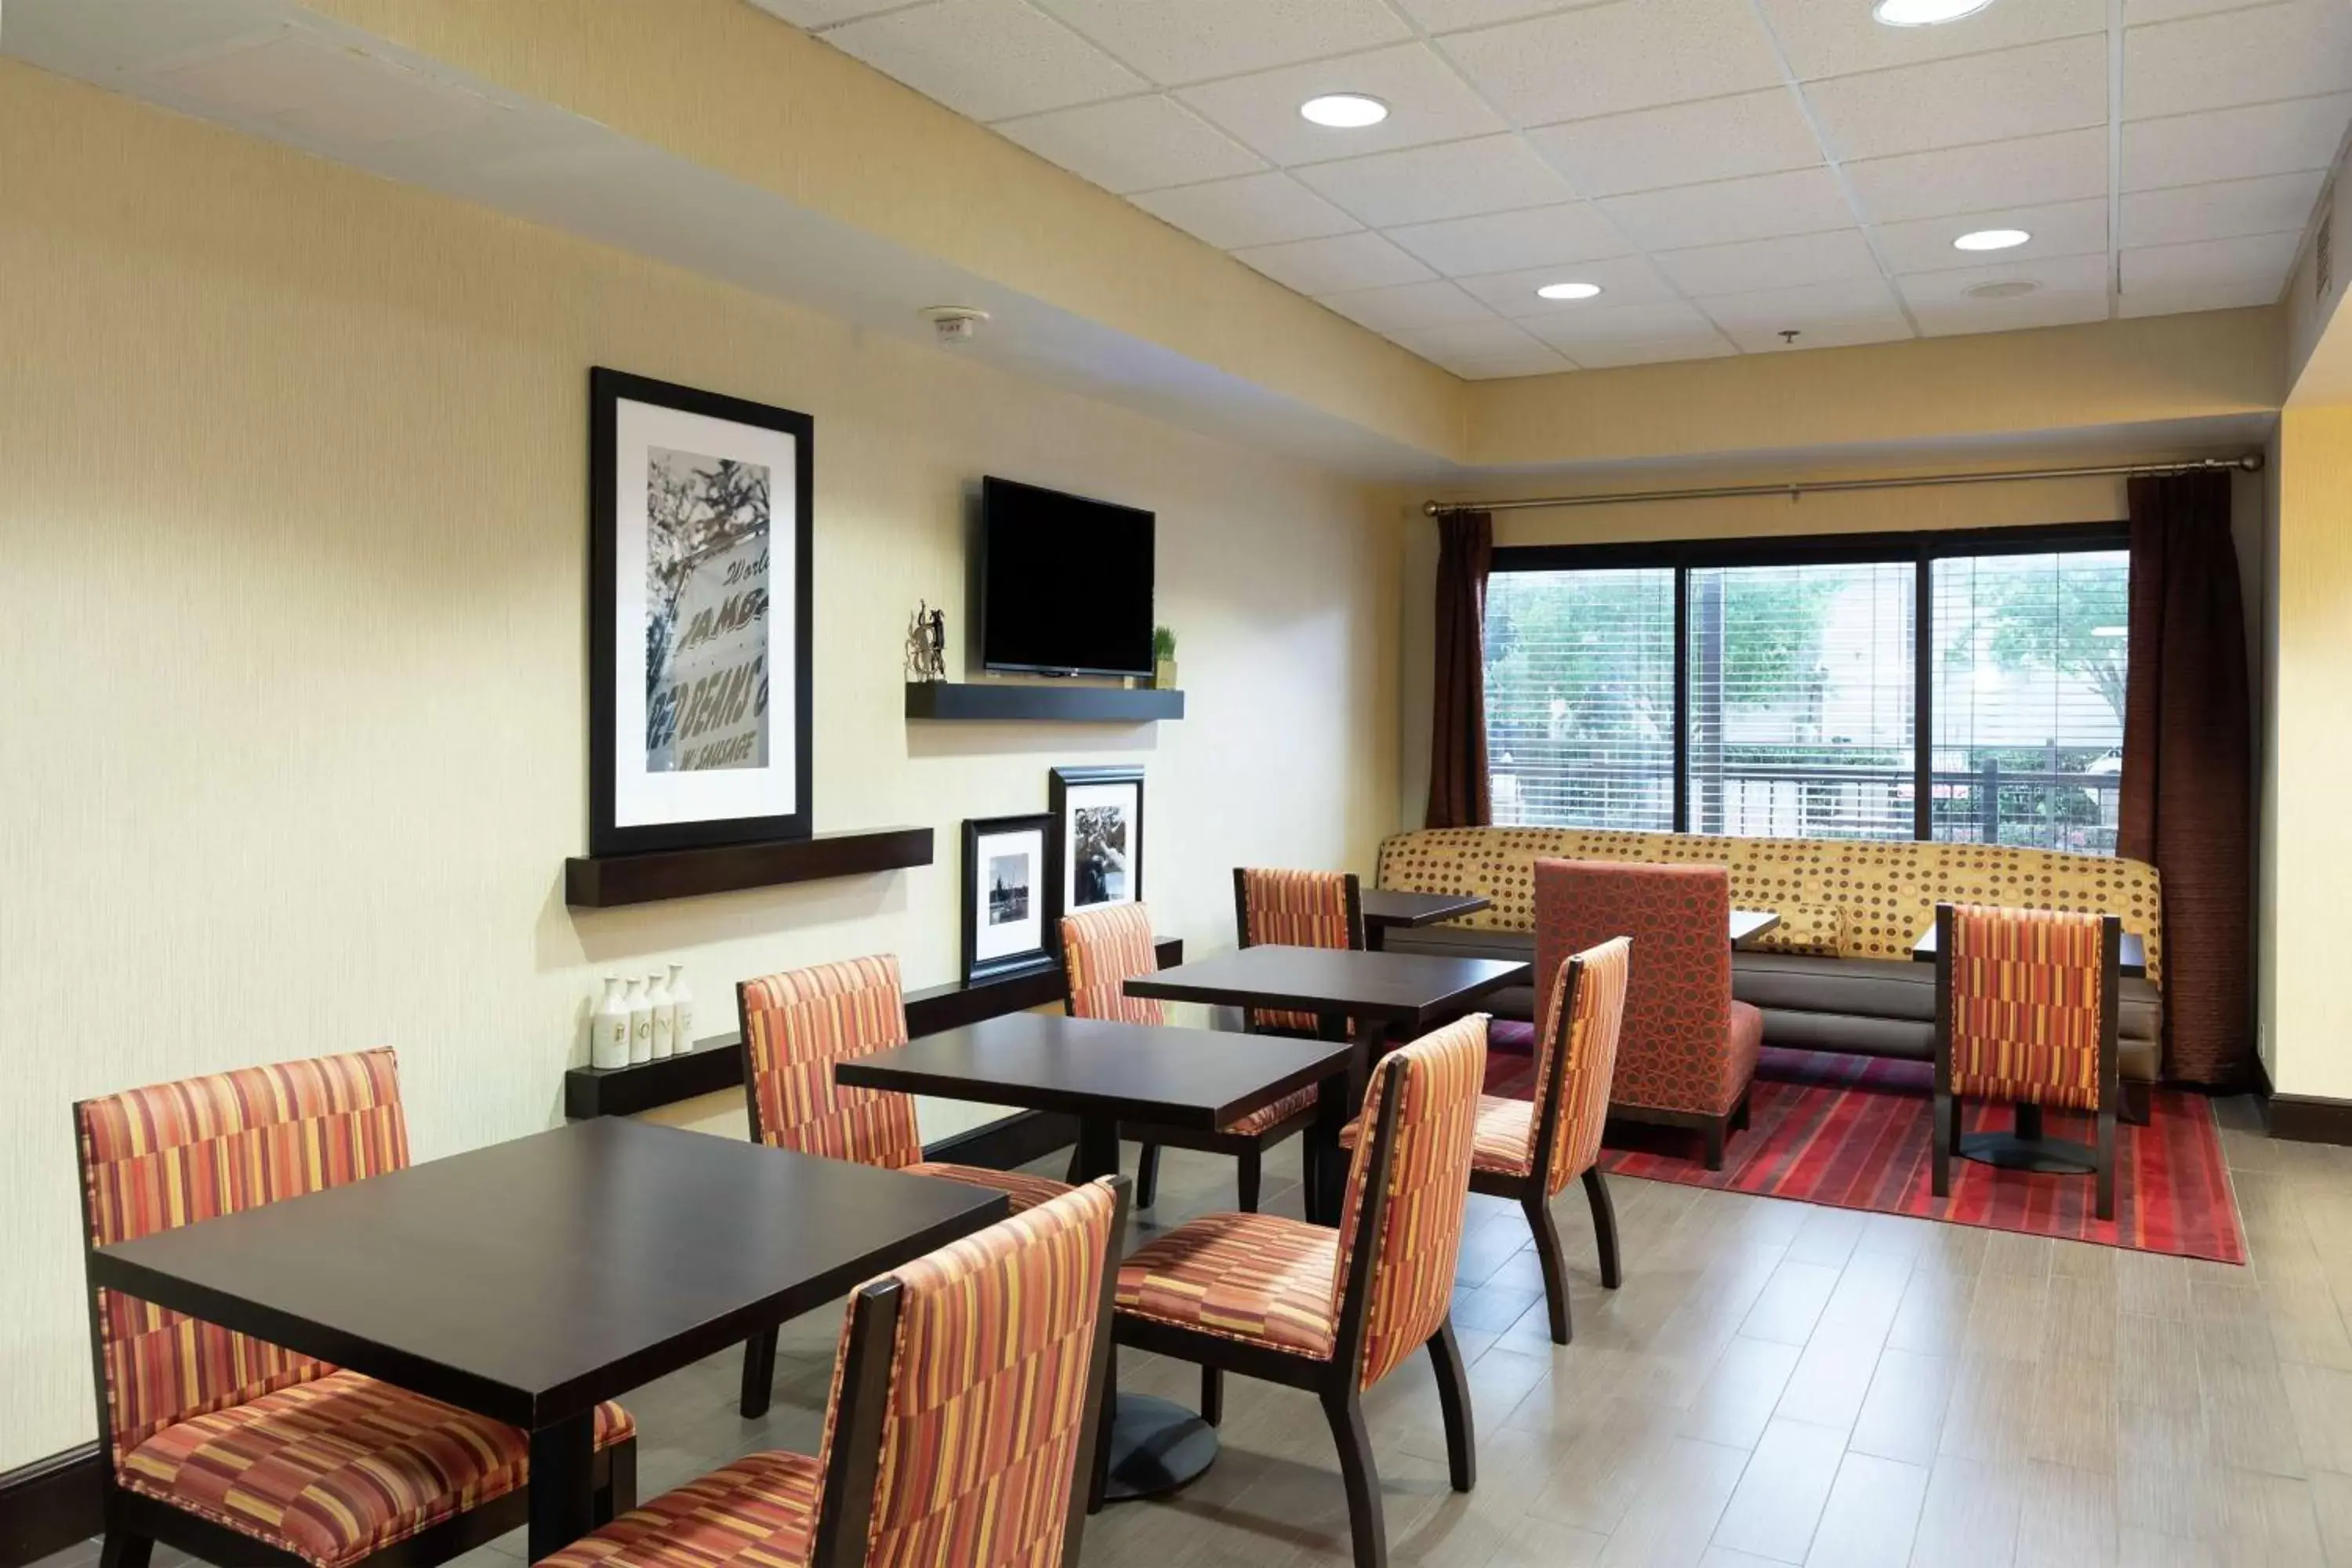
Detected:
[1535,281,1603,301]
[1872,0,1996,25]
[1965,279,2040,299]
[1954,228,2031,251]
[1300,93,1388,129]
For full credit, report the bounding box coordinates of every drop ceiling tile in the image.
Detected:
[1455,354,1579,379]
[1032,0,1409,85]
[1806,35,2107,162]
[1599,166,1857,251]
[2123,0,2274,19]
[1722,317,1915,353]
[1519,298,1721,347]
[2123,170,2328,247]
[1896,251,2112,307]
[996,95,1265,194]
[2125,2,2352,119]
[1526,89,1824,199]
[1232,230,1437,293]
[1872,198,2108,273]
[1385,202,1629,276]
[1654,229,1882,296]
[1318,279,1501,332]
[2120,229,2302,292]
[2117,278,2287,316]
[1755,0,2104,82]
[1295,135,1575,227]
[1566,332,1740,368]
[1175,43,1506,167]
[1439,0,1785,127]
[1843,129,2109,225]
[747,0,909,26]
[822,0,1145,122]
[1911,291,2113,336]
[1390,0,1586,31]
[1698,276,1907,332]
[2125,95,2352,191]
[1386,318,1568,372]
[1129,171,1360,248]
[1455,255,1682,315]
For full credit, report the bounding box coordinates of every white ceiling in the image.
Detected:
[757,0,2352,379]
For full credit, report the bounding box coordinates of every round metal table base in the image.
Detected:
[1101,1393,1218,1501]
[1957,1131,2099,1174]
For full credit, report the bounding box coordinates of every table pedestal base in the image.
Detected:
[1101,1393,1218,1501]
[1956,1131,2099,1174]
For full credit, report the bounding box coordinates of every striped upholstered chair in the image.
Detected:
[1062,902,1317,1214]
[540,1178,1127,1568]
[1105,1020,1484,1568]
[1234,866,1367,1035]
[1933,903,2123,1220]
[735,954,1072,1416]
[74,1051,636,1568]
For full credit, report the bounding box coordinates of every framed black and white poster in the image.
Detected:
[963,814,1054,985]
[588,367,813,858]
[1048,766,1144,929]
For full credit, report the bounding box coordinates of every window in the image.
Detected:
[1484,567,1675,830]
[1482,526,2130,849]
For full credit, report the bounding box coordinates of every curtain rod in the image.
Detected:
[1421,453,2263,517]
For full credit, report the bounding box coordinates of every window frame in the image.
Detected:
[1486,520,2130,843]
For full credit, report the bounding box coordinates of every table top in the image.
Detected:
[1125,945,1530,1024]
[86,1118,1007,1428]
[1359,889,1493,929]
[1911,924,2149,978]
[1730,909,1782,946]
[837,1011,1354,1131]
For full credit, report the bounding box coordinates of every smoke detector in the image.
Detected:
[920,307,989,345]
[1965,279,2041,299]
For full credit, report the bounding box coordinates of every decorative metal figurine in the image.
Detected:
[906,601,948,682]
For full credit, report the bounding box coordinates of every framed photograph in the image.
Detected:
[963,814,1055,985]
[1048,765,1145,931]
[588,367,813,858]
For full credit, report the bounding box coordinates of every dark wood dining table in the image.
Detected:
[1357,888,1492,949]
[836,1011,1354,1504]
[85,1118,1010,1563]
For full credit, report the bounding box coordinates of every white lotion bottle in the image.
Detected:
[626,976,652,1065]
[647,969,676,1060]
[591,977,630,1070]
[667,962,695,1054]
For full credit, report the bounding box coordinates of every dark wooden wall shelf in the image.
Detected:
[565,826,932,909]
[905,682,1183,724]
[564,936,1184,1120]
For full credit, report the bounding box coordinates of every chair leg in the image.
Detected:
[1733,1089,1751,1132]
[1521,1189,1572,1345]
[1582,1167,1621,1290]
[1088,1344,1116,1515]
[1931,1089,1954,1200]
[2122,1082,2152,1127]
[98,1533,152,1568]
[1236,1146,1262,1214]
[1201,1364,1224,1428]
[739,1327,779,1419]
[2095,1108,2117,1222]
[1136,1144,1160,1210]
[1701,1116,1727,1172]
[594,1437,637,1524]
[1320,1387,1389,1568]
[1425,1318,1476,1493]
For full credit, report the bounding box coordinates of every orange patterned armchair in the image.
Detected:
[1061,902,1316,1213]
[539,1178,1127,1568]
[1535,858,1762,1170]
[1933,903,2122,1220]
[75,1051,635,1568]
[1105,1018,1484,1568]
[735,954,1073,1415]
[1233,866,1367,1034]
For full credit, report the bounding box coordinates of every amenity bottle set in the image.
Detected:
[590,963,695,1069]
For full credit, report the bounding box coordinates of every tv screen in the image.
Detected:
[980,477,1156,677]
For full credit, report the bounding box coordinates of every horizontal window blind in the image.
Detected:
[1687,561,1916,841]
[1483,567,1675,830]
[1930,550,2130,854]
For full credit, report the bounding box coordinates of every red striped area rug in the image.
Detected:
[1483,1036,2245,1263]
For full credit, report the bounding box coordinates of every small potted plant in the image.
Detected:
[1152,625,1178,691]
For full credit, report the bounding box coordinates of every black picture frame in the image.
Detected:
[962,813,1056,986]
[1047,766,1145,942]
[588,366,815,858]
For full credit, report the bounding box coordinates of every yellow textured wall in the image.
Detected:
[2267,405,2352,1099]
[0,60,1401,1468]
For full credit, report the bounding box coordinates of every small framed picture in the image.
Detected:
[963,813,1055,985]
[1049,766,1144,933]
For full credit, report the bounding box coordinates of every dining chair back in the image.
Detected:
[739,955,924,1168]
[1234,867,1366,1034]
[1060,902,1164,1025]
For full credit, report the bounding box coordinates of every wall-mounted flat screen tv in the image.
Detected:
[979,476,1156,677]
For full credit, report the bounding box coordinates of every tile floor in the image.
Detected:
[38,1096,2352,1567]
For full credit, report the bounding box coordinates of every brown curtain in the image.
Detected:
[1426,509,1494,829]
[2118,471,2252,1087]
